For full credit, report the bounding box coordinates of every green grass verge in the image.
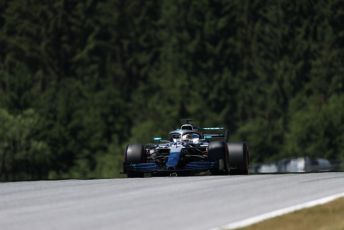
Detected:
[237,198,344,230]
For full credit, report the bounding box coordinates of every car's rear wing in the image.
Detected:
[200,127,229,141]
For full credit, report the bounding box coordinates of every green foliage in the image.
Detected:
[284,95,344,161]
[0,109,51,180]
[0,0,344,180]
[234,117,284,162]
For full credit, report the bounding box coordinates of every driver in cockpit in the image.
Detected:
[182,133,200,144]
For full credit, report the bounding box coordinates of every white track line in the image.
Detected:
[213,192,344,230]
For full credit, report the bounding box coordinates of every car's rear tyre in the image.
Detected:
[124,144,146,178]
[227,142,249,175]
[208,142,229,175]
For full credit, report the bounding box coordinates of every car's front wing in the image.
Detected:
[125,161,216,173]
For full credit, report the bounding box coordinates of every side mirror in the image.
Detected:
[153,137,162,142]
[204,135,212,140]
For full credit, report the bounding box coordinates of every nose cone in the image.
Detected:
[166,146,182,169]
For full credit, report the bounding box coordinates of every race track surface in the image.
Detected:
[1,173,344,230]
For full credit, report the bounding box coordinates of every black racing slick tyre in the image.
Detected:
[208,142,229,175]
[124,144,146,178]
[227,142,249,175]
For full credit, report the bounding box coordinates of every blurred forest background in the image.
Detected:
[0,0,343,181]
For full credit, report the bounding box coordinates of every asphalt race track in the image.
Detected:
[1,173,344,230]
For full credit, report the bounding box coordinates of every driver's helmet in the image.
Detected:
[182,133,193,141]
[182,133,200,143]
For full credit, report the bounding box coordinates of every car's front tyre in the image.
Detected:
[208,141,229,175]
[227,142,249,175]
[124,144,146,178]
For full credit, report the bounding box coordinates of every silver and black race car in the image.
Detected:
[123,121,249,177]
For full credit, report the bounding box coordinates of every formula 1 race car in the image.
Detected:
[123,121,249,177]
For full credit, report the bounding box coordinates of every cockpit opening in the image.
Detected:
[181,124,193,130]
